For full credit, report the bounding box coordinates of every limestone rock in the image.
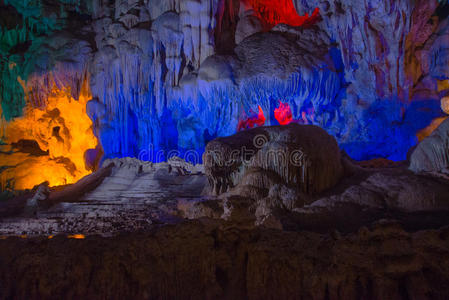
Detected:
[0,158,206,236]
[410,117,449,173]
[234,28,332,80]
[309,170,449,213]
[235,10,263,44]
[1,221,449,299]
[430,19,449,80]
[204,123,344,195]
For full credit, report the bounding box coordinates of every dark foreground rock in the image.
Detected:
[0,220,449,300]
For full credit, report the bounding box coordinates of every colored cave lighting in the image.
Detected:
[67,234,85,239]
[416,117,448,142]
[274,101,293,125]
[238,105,266,131]
[0,81,98,190]
[246,0,321,28]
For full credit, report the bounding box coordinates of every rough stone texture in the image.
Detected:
[404,0,440,100]
[288,0,448,160]
[21,32,93,107]
[74,1,344,161]
[3,153,449,235]
[3,0,449,166]
[0,158,207,236]
[306,168,449,214]
[293,0,413,101]
[0,220,449,299]
[204,124,344,196]
[410,117,449,174]
[233,28,333,80]
[215,158,449,229]
[235,9,263,44]
[85,0,446,161]
[429,18,449,80]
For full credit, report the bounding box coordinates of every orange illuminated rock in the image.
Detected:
[68,234,85,239]
[416,117,448,142]
[0,80,98,190]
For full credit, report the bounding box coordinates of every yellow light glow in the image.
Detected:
[67,234,85,239]
[437,80,449,93]
[0,79,98,190]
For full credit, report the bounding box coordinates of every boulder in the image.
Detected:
[204,123,344,196]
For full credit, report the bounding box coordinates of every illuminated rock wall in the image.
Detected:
[86,0,447,162]
[0,0,98,191]
[289,0,449,159]
[88,0,340,161]
[0,82,98,190]
[1,0,449,190]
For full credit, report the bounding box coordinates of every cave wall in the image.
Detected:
[86,0,449,161]
[1,0,449,178]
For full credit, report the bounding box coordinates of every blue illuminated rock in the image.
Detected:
[1,0,448,173]
[430,19,449,80]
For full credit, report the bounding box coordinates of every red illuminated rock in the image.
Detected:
[237,105,266,131]
[244,0,320,28]
[274,101,293,125]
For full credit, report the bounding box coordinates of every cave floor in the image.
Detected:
[0,159,210,236]
[1,157,449,237]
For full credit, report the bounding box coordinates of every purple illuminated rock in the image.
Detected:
[235,9,263,44]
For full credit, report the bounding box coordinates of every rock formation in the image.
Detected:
[0,126,448,298]
[1,1,449,298]
[0,220,449,300]
[410,117,449,174]
[204,123,343,195]
[3,0,447,172]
